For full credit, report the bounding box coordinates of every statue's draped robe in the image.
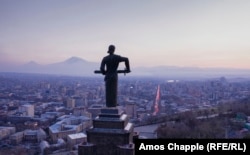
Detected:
[100,54,130,107]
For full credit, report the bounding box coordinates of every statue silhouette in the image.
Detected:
[97,45,131,107]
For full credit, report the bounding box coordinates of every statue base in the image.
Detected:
[78,107,135,155]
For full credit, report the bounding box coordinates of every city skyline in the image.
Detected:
[1,0,250,69]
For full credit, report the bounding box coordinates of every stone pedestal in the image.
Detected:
[78,108,135,155]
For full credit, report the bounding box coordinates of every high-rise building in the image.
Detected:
[19,104,34,117]
[125,100,137,119]
[67,98,76,108]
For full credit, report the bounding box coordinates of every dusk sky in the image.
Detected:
[1,0,250,69]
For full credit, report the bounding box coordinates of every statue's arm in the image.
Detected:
[100,59,106,75]
[119,56,131,73]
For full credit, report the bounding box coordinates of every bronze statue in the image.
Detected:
[95,45,131,107]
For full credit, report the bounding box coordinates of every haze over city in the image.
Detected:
[1,0,250,69]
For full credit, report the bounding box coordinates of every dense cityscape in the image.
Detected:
[0,72,250,155]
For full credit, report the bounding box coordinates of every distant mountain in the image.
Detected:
[45,57,100,76]
[6,57,100,77]
[1,56,250,79]
[61,56,88,64]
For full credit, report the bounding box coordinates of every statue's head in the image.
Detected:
[107,45,115,54]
